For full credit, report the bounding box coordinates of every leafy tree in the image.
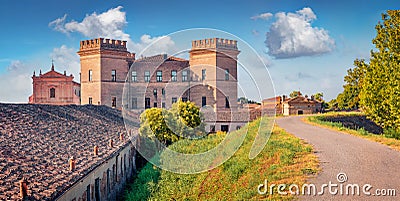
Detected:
[313,92,324,101]
[139,100,205,145]
[289,91,301,98]
[359,10,400,130]
[336,59,368,110]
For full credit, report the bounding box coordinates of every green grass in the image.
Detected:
[124,117,319,200]
[305,112,400,152]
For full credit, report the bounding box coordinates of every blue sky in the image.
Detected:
[0,0,398,102]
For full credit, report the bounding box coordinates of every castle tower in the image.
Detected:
[77,38,135,108]
[189,38,240,111]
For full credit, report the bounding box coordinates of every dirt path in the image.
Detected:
[276,116,400,200]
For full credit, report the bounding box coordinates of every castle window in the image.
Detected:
[162,88,165,96]
[171,70,177,82]
[153,89,157,97]
[225,69,229,81]
[172,97,177,104]
[162,102,166,108]
[111,70,116,82]
[156,70,162,82]
[202,69,206,81]
[221,125,229,132]
[225,96,230,108]
[153,102,157,107]
[89,70,93,81]
[132,98,137,109]
[50,88,55,98]
[86,185,91,201]
[112,97,117,108]
[202,96,206,107]
[182,97,188,102]
[182,70,188,82]
[145,98,151,109]
[89,97,93,105]
[210,125,216,132]
[131,71,137,82]
[144,71,150,82]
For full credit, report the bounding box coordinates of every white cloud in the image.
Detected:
[265,7,335,59]
[49,6,176,56]
[250,12,273,20]
[0,45,80,103]
[0,61,34,103]
[50,45,80,82]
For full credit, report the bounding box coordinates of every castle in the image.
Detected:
[31,37,249,132]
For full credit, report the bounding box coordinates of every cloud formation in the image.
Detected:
[265,7,335,59]
[250,12,273,20]
[49,6,176,55]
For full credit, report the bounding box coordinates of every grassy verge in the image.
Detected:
[305,112,400,152]
[124,117,319,200]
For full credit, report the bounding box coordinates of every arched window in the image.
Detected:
[50,88,55,98]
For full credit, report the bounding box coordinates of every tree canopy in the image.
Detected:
[335,10,400,130]
[359,10,400,130]
[139,100,205,145]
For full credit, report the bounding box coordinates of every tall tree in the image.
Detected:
[336,59,368,110]
[289,90,301,98]
[360,10,400,130]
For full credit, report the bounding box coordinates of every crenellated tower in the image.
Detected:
[77,38,135,108]
[189,38,240,111]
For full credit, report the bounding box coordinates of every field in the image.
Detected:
[305,112,400,152]
[125,117,319,200]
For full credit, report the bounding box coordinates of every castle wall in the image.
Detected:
[57,142,136,201]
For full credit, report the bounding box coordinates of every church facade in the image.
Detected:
[29,64,80,105]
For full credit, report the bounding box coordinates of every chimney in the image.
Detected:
[311,95,315,101]
[120,133,124,141]
[94,145,99,156]
[109,139,114,148]
[19,178,28,199]
[69,156,76,171]
[282,95,287,101]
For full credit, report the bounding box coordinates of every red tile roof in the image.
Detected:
[0,104,132,200]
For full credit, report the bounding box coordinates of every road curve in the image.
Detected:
[276,115,400,201]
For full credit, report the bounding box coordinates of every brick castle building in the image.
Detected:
[78,37,248,132]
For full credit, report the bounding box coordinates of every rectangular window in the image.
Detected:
[171,70,177,82]
[162,102,166,108]
[144,71,150,82]
[221,125,229,132]
[111,70,116,82]
[202,96,206,107]
[131,71,137,82]
[156,70,162,82]
[89,97,93,105]
[202,69,206,81]
[112,97,117,108]
[89,70,93,81]
[225,69,229,81]
[145,98,150,109]
[107,169,110,193]
[162,88,165,96]
[210,125,216,133]
[86,185,91,201]
[153,89,157,97]
[132,98,137,109]
[95,178,100,201]
[182,70,188,82]
[225,96,230,108]
[182,97,188,102]
[50,88,55,98]
[172,97,177,104]
[154,102,157,107]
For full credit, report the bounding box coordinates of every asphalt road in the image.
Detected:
[276,116,400,201]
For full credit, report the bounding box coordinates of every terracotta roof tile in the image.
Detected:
[0,104,134,200]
